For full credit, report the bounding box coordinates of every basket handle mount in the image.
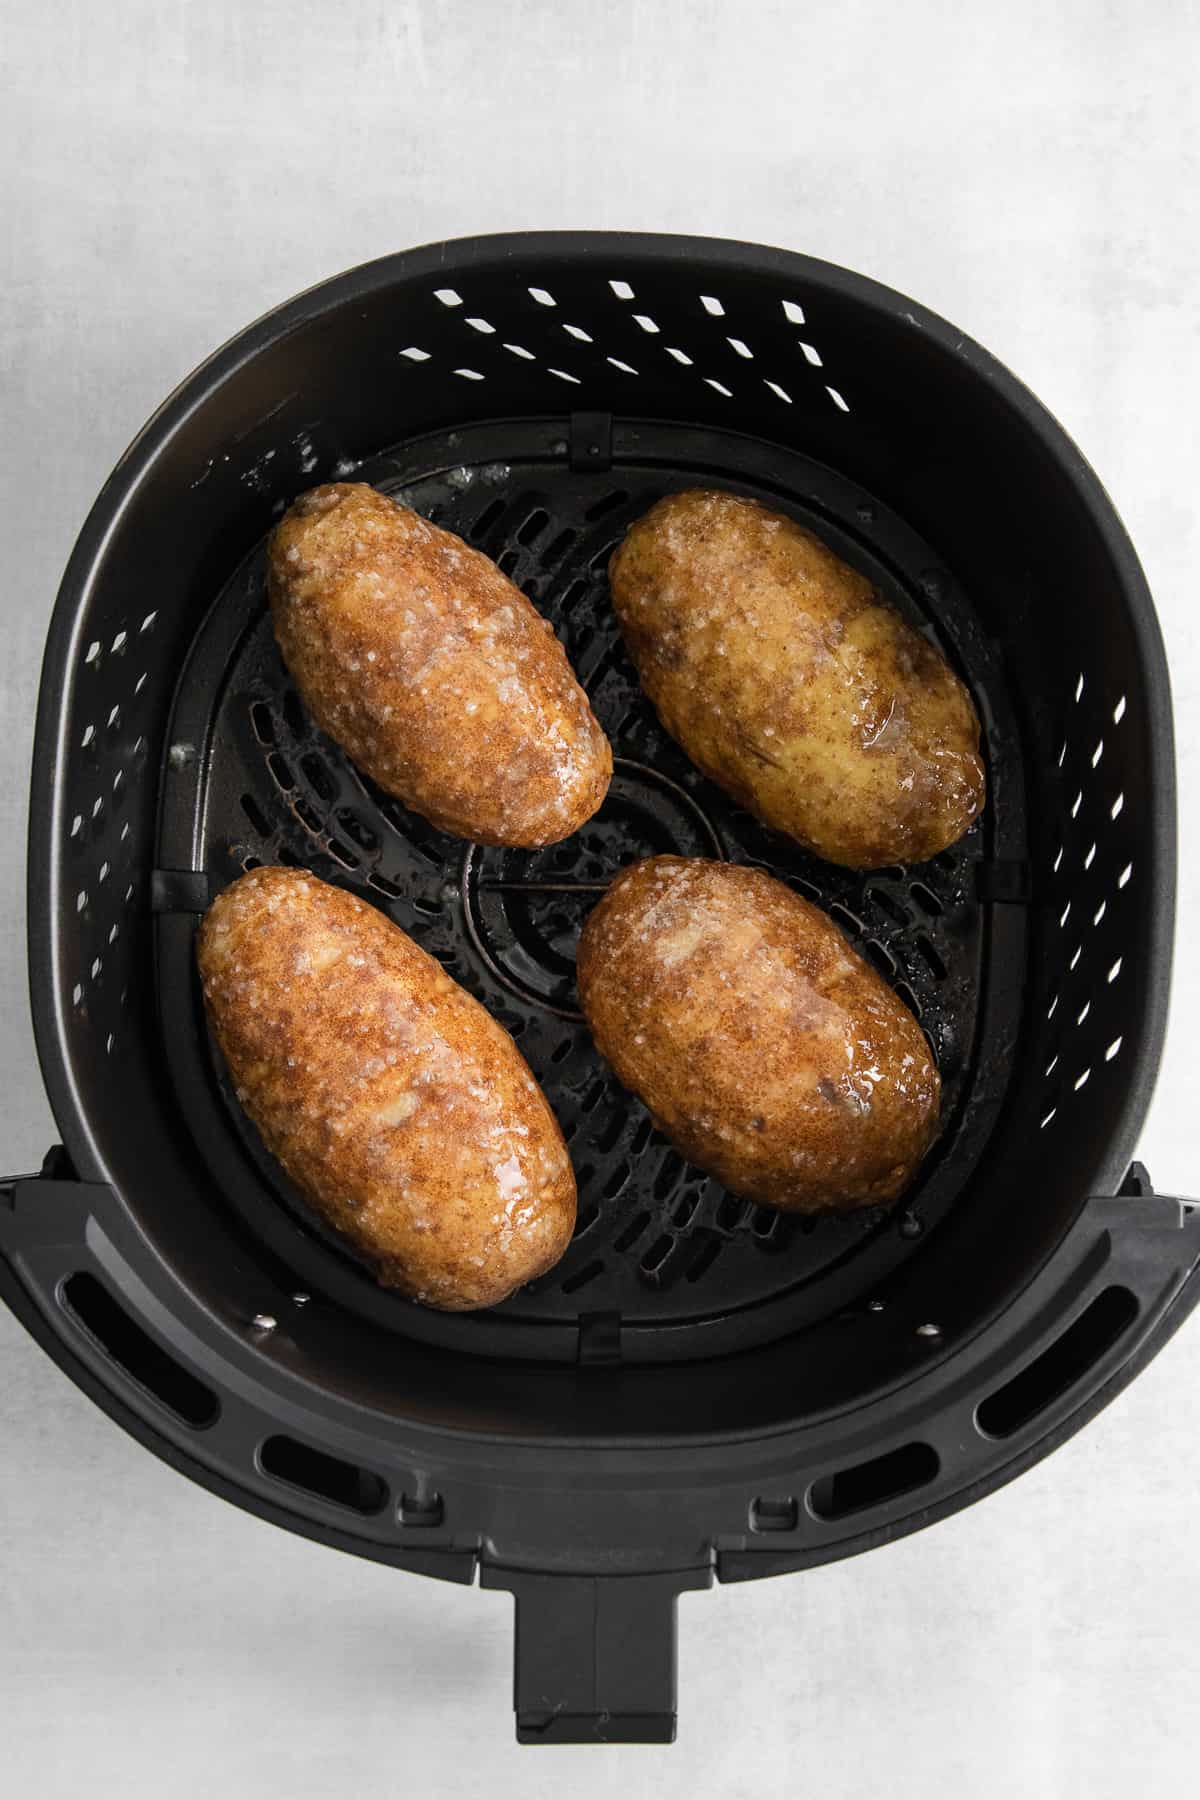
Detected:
[481,1564,712,1744]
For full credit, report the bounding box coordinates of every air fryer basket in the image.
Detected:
[4,234,1197,1744]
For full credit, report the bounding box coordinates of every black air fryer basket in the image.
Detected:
[5,233,1197,1743]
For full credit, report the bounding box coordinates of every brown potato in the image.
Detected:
[608,490,984,867]
[269,483,611,847]
[197,867,575,1310]
[576,857,939,1213]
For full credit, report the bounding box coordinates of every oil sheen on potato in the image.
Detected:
[609,489,984,868]
[577,857,939,1213]
[198,866,576,1310]
[270,483,611,848]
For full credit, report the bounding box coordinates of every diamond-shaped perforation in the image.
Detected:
[392,276,853,418]
[65,613,160,1059]
[1039,673,1137,1132]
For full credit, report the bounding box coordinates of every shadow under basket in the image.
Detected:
[5,233,1197,1745]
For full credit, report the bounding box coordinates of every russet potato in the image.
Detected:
[270,483,611,847]
[608,489,984,868]
[576,857,939,1213]
[198,867,576,1310]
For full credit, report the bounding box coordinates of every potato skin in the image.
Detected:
[197,867,576,1310]
[269,483,611,848]
[576,857,939,1213]
[608,490,984,868]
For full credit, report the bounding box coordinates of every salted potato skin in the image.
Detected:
[608,490,984,868]
[576,857,939,1213]
[197,867,576,1310]
[269,483,611,848]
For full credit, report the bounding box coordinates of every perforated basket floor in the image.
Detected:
[152,414,1026,1362]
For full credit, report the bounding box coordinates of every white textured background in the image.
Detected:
[2,2,1198,1795]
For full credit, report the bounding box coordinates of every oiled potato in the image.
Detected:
[576,857,939,1212]
[269,483,611,847]
[197,867,575,1310]
[608,490,984,867]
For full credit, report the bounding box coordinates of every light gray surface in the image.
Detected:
[2,2,1198,1794]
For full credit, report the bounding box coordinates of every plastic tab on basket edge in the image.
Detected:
[568,412,613,471]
